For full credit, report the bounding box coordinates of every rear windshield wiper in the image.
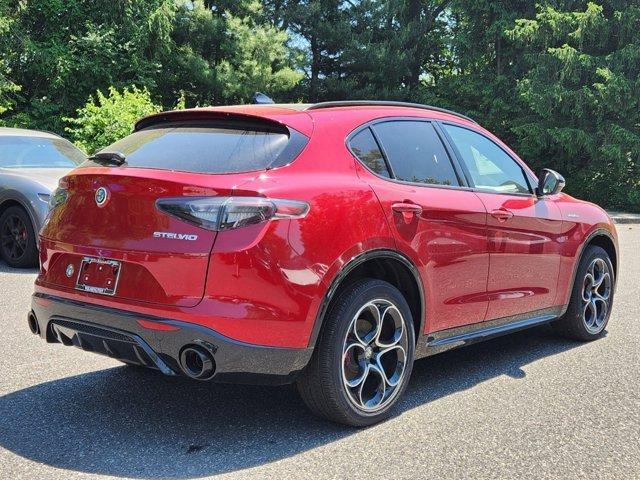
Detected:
[88,151,127,166]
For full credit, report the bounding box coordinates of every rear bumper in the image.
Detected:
[30,293,313,385]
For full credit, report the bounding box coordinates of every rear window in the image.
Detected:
[0,136,85,168]
[85,121,305,174]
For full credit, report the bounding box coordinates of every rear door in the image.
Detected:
[351,119,490,333]
[39,118,302,307]
[441,123,563,320]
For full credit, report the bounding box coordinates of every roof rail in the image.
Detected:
[307,100,477,124]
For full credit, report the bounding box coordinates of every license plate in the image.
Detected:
[75,257,122,296]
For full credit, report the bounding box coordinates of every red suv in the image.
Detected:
[29,101,617,426]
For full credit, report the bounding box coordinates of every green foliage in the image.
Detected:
[507,2,640,211]
[0,0,300,132]
[65,86,161,153]
[0,0,638,210]
[216,5,302,103]
[0,1,19,119]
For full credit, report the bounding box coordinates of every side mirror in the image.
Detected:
[537,168,565,196]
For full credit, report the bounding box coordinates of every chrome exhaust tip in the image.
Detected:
[27,311,40,335]
[179,345,215,380]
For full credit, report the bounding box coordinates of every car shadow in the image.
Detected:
[0,261,38,274]
[0,325,584,479]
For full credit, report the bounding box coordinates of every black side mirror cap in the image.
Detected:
[537,168,566,196]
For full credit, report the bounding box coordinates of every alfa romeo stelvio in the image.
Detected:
[29,101,618,426]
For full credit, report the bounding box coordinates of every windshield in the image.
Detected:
[86,123,292,174]
[0,136,85,168]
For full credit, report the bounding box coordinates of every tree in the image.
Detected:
[265,0,451,101]
[65,86,161,153]
[0,1,20,119]
[1,0,301,133]
[0,0,638,211]
[426,1,535,144]
[507,1,640,210]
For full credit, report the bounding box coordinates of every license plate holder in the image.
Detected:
[75,257,121,296]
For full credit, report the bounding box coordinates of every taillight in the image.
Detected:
[156,196,309,231]
[48,187,68,211]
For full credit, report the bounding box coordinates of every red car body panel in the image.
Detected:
[361,163,490,332]
[33,104,618,361]
[475,191,564,320]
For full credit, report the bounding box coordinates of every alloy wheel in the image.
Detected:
[341,299,409,412]
[1,214,28,261]
[581,257,612,334]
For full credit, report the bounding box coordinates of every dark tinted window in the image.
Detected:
[0,136,85,168]
[349,128,390,177]
[86,123,293,174]
[373,121,459,186]
[443,124,530,194]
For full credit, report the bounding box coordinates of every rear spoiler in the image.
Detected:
[135,107,314,137]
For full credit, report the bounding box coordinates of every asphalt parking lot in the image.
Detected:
[1,226,639,480]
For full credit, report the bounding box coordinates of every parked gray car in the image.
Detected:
[0,127,85,267]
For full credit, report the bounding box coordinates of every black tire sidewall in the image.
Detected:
[562,245,615,340]
[323,279,416,425]
[0,205,38,268]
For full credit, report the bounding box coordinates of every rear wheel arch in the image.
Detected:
[0,196,38,232]
[309,249,424,348]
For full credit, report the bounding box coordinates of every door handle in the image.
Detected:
[392,202,422,223]
[490,208,514,222]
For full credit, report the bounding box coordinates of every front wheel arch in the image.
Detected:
[586,233,617,281]
[567,230,618,301]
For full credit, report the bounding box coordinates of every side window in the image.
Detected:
[443,124,531,194]
[372,121,459,186]
[349,128,390,178]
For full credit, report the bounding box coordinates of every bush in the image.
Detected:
[65,86,161,153]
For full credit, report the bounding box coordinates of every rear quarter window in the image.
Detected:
[83,121,307,174]
[349,127,390,177]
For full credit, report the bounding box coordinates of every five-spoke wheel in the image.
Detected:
[341,300,408,412]
[581,257,611,335]
[556,245,614,341]
[298,279,415,426]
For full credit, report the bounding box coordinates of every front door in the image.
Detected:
[441,123,563,321]
[349,119,489,333]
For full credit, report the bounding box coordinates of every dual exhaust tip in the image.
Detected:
[29,310,214,381]
[179,345,216,380]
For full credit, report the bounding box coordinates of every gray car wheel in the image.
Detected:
[0,205,38,268]
[555,245,614,341]
[297,278,415,426]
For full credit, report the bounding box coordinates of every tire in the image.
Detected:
[0,205,38,268]
[297,278,415,427]
[554,245,615,341]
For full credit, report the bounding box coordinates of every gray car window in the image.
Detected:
[89,124,291,174]
[372,121,460,186]
[0,137,85,168]
[443,124,531,194]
